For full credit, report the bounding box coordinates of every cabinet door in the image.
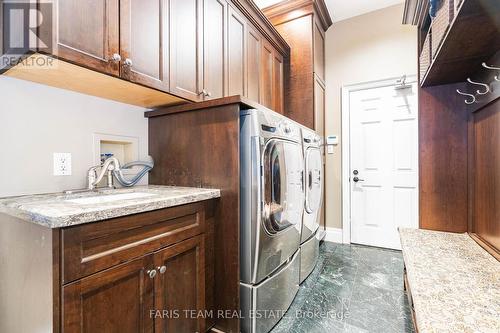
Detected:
[63,256,154,333]
[260,40,273,108]
[154,235,206,333]
[169,0,203,101]
[313,20,325,82]
[203,0,227,99]
[272,52,284,114]
[53,0,120,75]
[120,0,169,92]
[227,6,246,97]
[313,74,325,138]
[314,74,326,230]
[246,24,261,102]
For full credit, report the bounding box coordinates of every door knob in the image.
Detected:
[199,89,211,97]
[353,176,364,183]
[147,269,157,279]
[157,265,167,274]
[123,58,133,67]
[110,53,121,63]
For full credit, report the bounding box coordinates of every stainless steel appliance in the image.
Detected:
[240,108,304,333]
[299,127,323,283]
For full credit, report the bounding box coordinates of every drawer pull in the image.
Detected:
[158,265,167,274]
[147,269,157,279]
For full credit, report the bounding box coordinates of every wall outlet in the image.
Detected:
[53,153,72,176]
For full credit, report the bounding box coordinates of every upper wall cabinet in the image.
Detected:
[203,0,228,99]
[52,0,120,76]
[313,19,325,83]
[227,5,246,97]
[15,0,289,108]
[260,39,274,108]
[246,24,262,102]
[120,0,169,92]
[169,0,203,101]
[263,0,332,128]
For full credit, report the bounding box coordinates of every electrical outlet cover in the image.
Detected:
[53,153,72,176]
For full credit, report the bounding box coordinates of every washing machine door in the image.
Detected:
[302,147,322,242]
[262,139,304,235]
[253,139,303,283]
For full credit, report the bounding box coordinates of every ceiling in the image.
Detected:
[325,0,404,22]
[254,0,404,23]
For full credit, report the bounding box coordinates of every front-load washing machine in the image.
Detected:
[240,108,304,333]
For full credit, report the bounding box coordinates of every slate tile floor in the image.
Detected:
[270,242,415,333]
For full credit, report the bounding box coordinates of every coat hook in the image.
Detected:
[482,62,500,81]
[467,78,490,95]
[456,89,476,104]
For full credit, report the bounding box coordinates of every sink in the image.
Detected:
[66,192,157,205]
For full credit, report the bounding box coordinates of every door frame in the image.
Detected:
[340,75,418,244]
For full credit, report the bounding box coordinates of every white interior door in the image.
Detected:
[349,82,418,250]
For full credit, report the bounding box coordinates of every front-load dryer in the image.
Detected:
[299,127,323,283]
[240,108,304,333]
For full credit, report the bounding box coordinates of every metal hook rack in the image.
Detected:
[467,78,490,95]
[456,89,476,104]
[482,62,500,82]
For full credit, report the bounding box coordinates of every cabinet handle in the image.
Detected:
[157,266,167,274]
[147,269,157,279]
[110,53,121,63]
[123,58,133,67]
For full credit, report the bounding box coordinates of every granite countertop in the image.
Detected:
[0,185,220,228]
[399,228,500,333]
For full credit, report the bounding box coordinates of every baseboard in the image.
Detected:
[324,227,343,243]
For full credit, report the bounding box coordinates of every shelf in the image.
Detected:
[421,0,500,87]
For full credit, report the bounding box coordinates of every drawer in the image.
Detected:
[61,201,207,283]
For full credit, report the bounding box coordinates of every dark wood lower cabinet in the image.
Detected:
[154,235,205,333]
[58,200,214,333]
[63,256,155,333]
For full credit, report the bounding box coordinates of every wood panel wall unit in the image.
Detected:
[406,0,499,256]
[469,100,500,258]
[418,83,469,233]
[147,97,251,333]
[262,0,332,130]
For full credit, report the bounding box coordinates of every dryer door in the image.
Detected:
[302,147,322,242]
[262,139,304,235]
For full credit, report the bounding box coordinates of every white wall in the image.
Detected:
[324,4,417,229]
[0,76,149,197]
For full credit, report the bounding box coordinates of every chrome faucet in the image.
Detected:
[87,157,121,190]
[86,156,155,191]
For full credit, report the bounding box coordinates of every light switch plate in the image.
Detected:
[53,153,72,176]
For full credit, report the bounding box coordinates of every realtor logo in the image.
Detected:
[1,0,53,69]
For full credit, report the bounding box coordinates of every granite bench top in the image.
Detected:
[0,185,220,228]
[399,228,500,333]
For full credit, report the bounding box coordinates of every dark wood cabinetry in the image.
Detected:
[263,0,331,128]
[260,40,274,108]
[247,25,262,102]
[52,0,120,76]
[55,200,216,333]
[204,0,228,99]
[227,5,246,97]
[169,0,203,101]
[154,235,206,333]
[404,0,499,257]
[272,51,284,113]
[63,255,155,333]
[120,0,169,92]
[6,0,289,109]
